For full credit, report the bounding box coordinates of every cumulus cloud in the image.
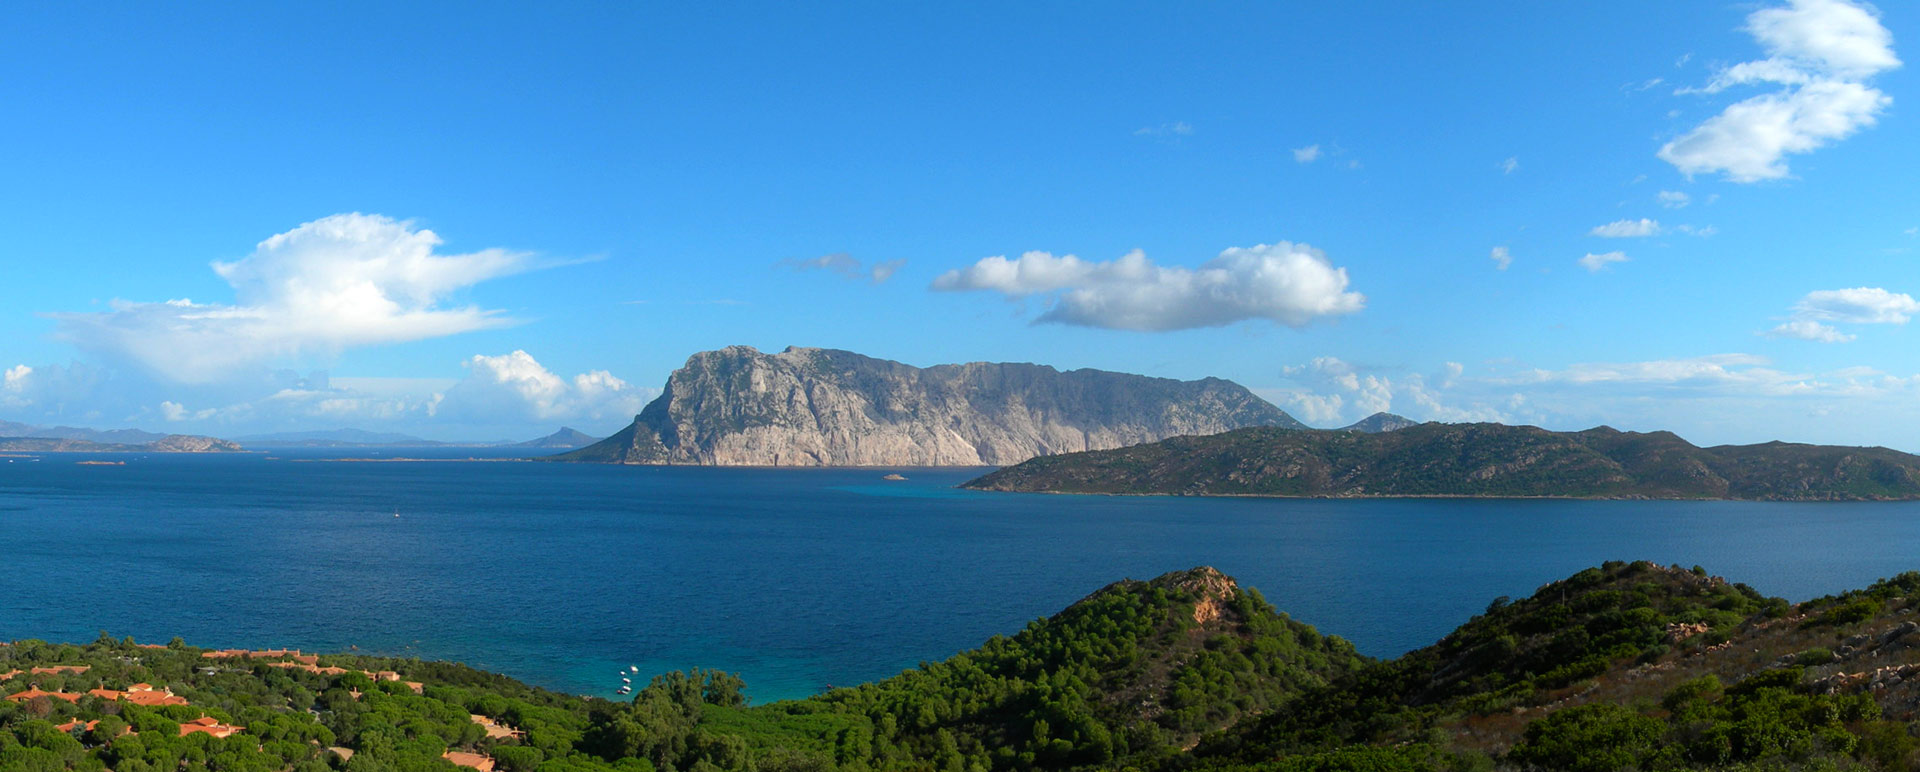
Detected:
[1264,357,1511,427]
[1763,287,1919,342]
[1579,252,1630,272]
[1589,218,1663,238]
[49,214,541,384]
[1490,246,1513,271]
[440,350,653,423]
[1661,0,1899,182]
[1261,350,1920,445]
[779,253,905,284]
[1658,190,1692,208]
[931,243,1365,331]
[0,350,654,440]
[1765,319,1857,342]
[1794,287,1920,323]
[1292,145,1322,163]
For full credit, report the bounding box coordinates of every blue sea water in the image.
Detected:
[5,448,1920,703]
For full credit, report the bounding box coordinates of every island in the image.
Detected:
[544,345,1304,466]
[961,422,1920,501]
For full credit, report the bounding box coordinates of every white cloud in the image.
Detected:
[1260,350,1920,446]
[1674,224,1719,237]
[441,350,653,423]
[1490,246,1513,271]
[1292,144,1322,163]
[1589,218,1663,238]
[1579,251,1630,272]
[1500,157,1519,174]
[1135,121,1193,137]
[49,214,541,384]
[1662,0,1898,182]
[0,345,654,440]
[931,243,1365,331]
[1658,190,1692,208]
[1765,319,1857,342]
[1265,357,1509,427]
[780,253,905,284]
[1758,287,1916,343]
[1794,286,1920,323]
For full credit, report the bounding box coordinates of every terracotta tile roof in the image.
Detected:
[88,688,125,700]
[56,719,98,732]
[5,687,82,703]
[29,665,89,675]
[177,716,243,738]
[0,670,19,681]
[124,689,189,706]
[442,751,496,771]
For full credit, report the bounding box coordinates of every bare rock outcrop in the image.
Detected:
[548,346,1302,466]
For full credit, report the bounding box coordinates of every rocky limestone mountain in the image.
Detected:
[545,345,1303,466]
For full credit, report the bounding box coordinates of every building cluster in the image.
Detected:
[2,670,240,738]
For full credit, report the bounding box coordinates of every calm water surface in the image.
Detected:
[4,448,1919,702]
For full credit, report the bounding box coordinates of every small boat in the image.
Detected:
[621,677,630,683]
[629,666,638,673]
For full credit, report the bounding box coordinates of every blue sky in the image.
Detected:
[2,1,1916,446]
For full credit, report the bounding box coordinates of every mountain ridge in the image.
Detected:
[962,422,1920,501]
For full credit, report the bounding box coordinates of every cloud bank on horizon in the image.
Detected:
[7,215,650,438]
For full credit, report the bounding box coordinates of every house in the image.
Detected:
[178,716,244,739]
[29,665,90,675]
[90,683,190,706]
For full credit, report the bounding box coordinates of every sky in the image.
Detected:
[1,1,1916,446]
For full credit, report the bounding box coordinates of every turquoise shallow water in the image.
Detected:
[4,448,1920,702]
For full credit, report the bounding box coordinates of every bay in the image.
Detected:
[3,448,1919,703]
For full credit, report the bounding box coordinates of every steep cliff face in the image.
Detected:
[548,346,1302,466]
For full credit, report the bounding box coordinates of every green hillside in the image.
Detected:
[13,563,1920,772]
[962,423,1920,500]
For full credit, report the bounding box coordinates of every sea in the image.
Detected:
[4,447,1920,703]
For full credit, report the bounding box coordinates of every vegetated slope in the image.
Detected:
[18,563,1920,772]
[1,567,1357,772]
[543,345,1303,466]
[1186,561,1920,772]
[963,423,1920,500]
